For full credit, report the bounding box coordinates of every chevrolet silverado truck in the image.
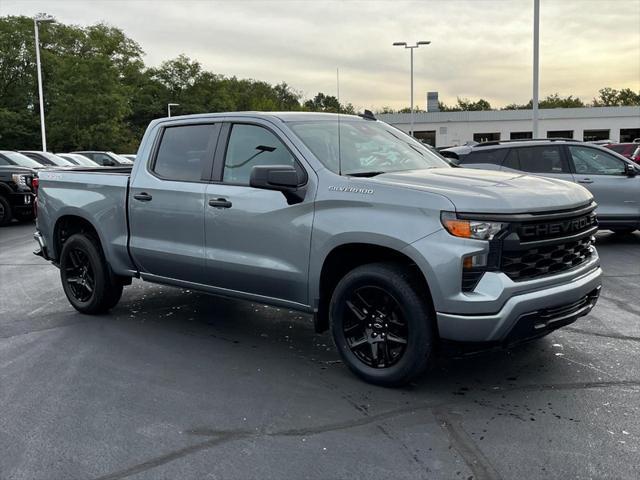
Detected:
[33,112,602,385]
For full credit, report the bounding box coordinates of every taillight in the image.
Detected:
[32,177,39,194]
[32,177,39,217]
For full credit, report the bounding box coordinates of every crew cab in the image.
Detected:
[34,113,602,385]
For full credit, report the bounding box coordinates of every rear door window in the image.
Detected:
[153,124,217,181]
[515,146,568,173]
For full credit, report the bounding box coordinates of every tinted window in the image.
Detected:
[223,124,295,184]
[0,156,9,165]
[516,146,568,173]
[460,149,507,166]
[503,149,520,170]
[154,124,216,181]
[569,146,626,175]
[23,153,54,166]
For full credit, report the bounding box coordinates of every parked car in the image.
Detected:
[0,150,47,170]
[19,150,74,167]
[57,153,101,167]
[72,151,134,166]
[603,143,640,163]
[442,139,640,234]
[34,112,602,386]
[119,154,136,162]
[0,154,37,225]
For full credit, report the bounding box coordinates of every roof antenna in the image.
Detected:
[337,67,342,176]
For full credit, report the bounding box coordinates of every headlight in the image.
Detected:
[441,211,506,241]
[11,174,30,191]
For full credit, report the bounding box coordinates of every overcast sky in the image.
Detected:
[2,0,639,110]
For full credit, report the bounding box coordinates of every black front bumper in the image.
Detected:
[503,286,601,345]
[441,286,601,355]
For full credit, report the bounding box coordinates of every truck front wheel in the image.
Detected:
[329,262,434,387]
[60,233,123,314]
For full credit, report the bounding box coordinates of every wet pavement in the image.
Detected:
[1,222,638,479]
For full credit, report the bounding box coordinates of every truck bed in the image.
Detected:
[36,168,135,275]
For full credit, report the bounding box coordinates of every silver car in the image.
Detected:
[443,139,640,233]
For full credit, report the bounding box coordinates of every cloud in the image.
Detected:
[2,0,639,109]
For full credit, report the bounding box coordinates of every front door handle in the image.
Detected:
[577,178,593,184]
[133,192,153,201]
[208,197,232,208]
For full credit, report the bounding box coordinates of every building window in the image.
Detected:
[413,130,436,147]
[473,132,500,143]
[547,130,573,139]
[510,131,533,140]
[583,129,610,142]
[620,128,640,143]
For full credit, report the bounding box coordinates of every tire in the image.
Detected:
[0,196,12,226]
[329,262,435,387]
[59,233,123,314]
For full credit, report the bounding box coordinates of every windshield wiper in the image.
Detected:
[345,171,387,177]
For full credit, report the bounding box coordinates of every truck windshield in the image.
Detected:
[3,152,42,168]
[289,120,450,176]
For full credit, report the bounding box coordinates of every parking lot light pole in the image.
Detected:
[393,41,430,137]
[532,0,540,138]
[34,17,55,152]
[167,103,180,117]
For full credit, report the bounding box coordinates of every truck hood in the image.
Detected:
[374,168,593,213]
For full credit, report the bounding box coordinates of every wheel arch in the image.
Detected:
[52,214,104,262]
[313,241,434,334]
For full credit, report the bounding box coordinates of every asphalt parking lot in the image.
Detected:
[0,222,638,480]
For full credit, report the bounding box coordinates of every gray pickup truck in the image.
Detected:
[34,112,602,385]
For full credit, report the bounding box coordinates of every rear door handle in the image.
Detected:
[133,192,153,201]
[577,178,593,184]
[208,197,232,208]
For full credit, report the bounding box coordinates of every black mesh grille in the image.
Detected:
[501,236,594,281]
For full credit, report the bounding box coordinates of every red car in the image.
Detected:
[604,143,640,163]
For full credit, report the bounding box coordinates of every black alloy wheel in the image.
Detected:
[64,247,95,302]
[60,233,123,314]
[330,262,434,386]
[342,286,408,368]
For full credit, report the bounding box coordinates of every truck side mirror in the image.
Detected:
[250,165,306,204]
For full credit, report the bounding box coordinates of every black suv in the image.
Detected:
[0,151,38,226]
[441,139,640,233]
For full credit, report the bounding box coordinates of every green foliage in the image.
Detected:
[0,14,638,151]
[592,87,640,106]
[0,15,354,151]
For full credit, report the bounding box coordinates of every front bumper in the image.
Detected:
[436,264,602,342]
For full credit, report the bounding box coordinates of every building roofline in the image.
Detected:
[377,106,640,124]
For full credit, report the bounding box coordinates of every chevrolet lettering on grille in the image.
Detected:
[519,214,597,238]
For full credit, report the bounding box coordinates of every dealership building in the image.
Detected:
[377,105,640,147]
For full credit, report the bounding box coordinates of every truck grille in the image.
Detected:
[501,235,595,281]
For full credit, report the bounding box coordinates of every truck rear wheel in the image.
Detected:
[329,262,434,387]
[0,197,11,226]
[60,233,123,314]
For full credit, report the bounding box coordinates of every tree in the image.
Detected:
[438,98,492,111]
[593,87,640,106]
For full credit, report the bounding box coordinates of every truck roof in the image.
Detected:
[155,111,369,123]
